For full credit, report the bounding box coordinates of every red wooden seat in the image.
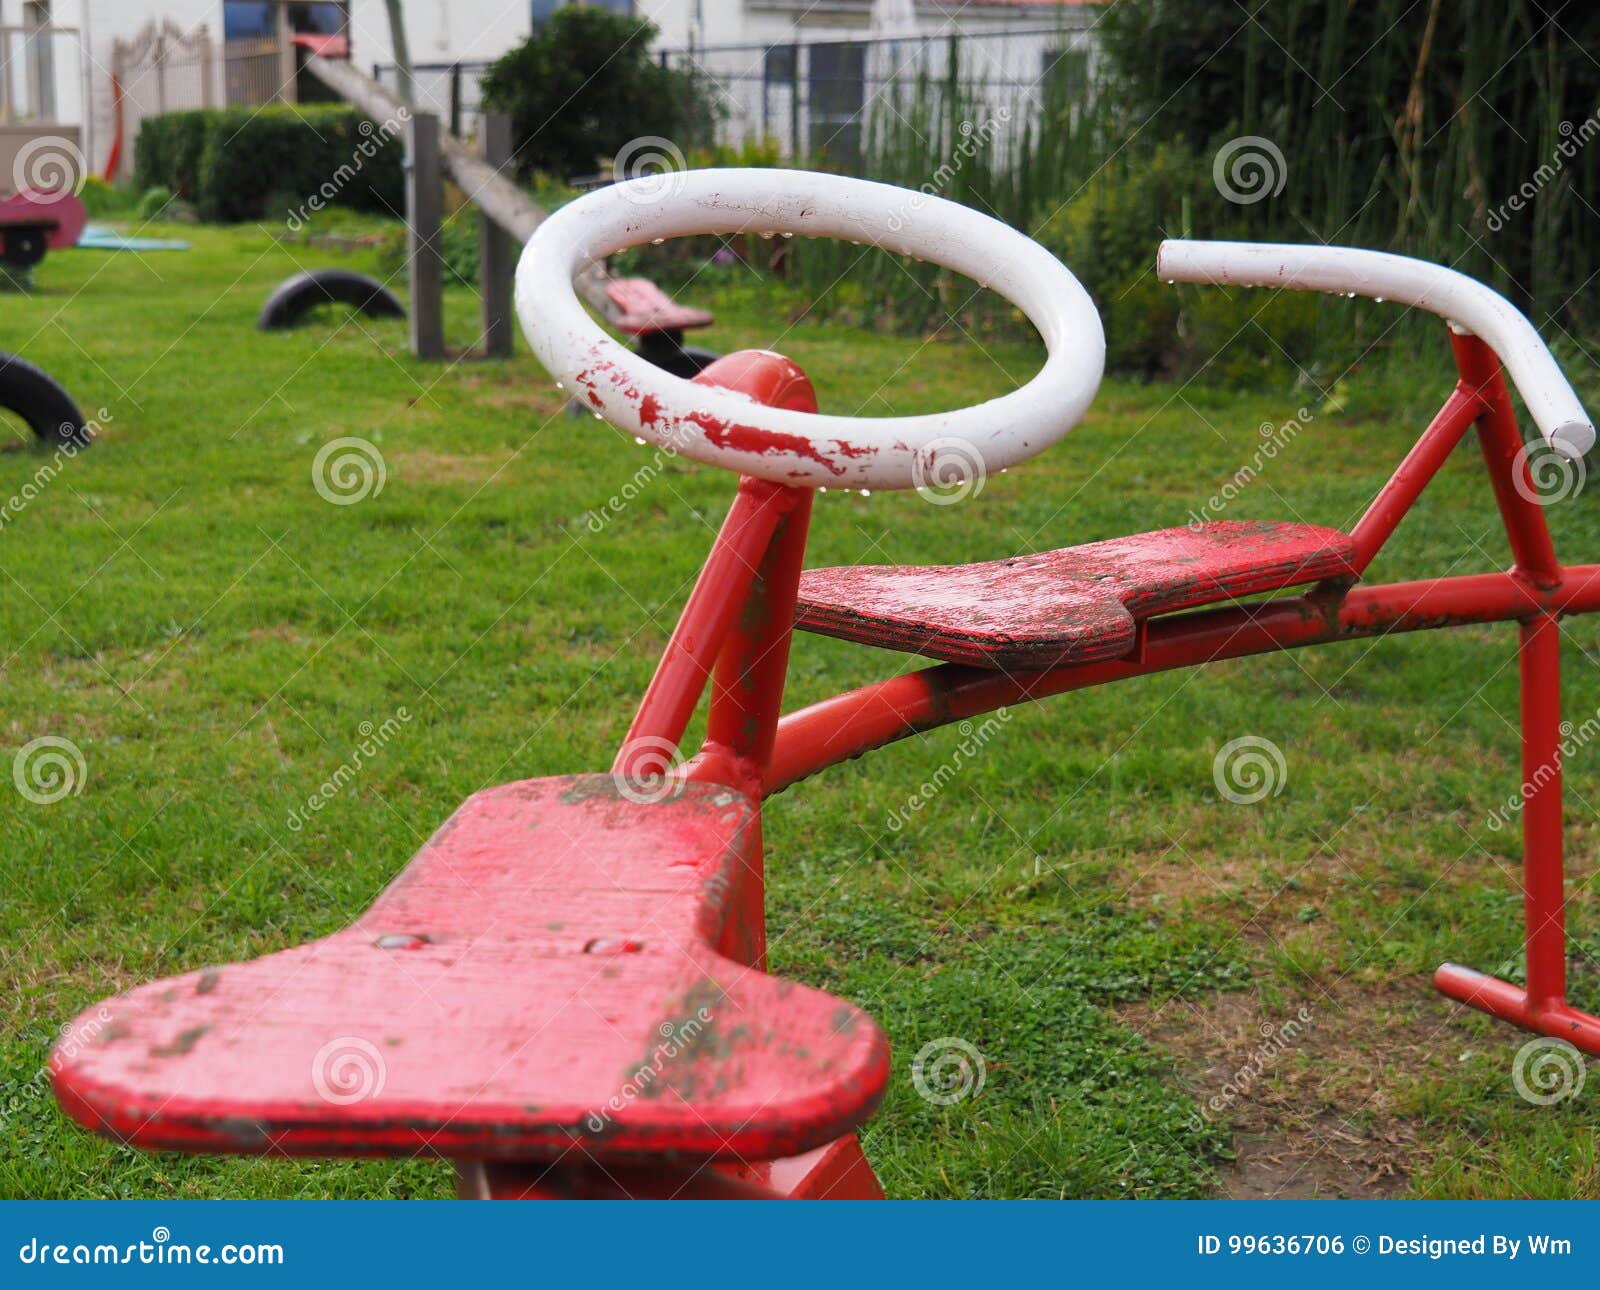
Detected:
[605,277,715,336]
[51,775,889,1163]
[796,521,1357,669]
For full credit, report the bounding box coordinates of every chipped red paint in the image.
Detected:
[49,323,1600,1204]
[688,411,848,476]
[51,776,890,1162]
[796,521,1356,669]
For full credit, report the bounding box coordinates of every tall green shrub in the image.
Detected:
[1098,0,1600,325]
[133,106,404,223]
[133,109,212,200]
[481,8,717,180]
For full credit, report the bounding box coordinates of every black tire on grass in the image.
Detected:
[257,270,406,331]
[0,351,87,447]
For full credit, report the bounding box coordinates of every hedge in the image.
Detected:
[134,105,405,224]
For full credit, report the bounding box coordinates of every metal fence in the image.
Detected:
[369,23,1097,169]
[663,25,1098,167]
[373,61,492,139]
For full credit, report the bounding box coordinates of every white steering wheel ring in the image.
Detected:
[516,168,1104,490]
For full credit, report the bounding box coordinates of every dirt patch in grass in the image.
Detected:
[1112,830,1485,1197]
[1119,975,1474,1197]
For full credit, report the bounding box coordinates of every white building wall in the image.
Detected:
[343,0,531,72]
[4,1,1096,180]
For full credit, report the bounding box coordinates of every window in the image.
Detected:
[808,41,865,169]
[224,2,274,39]
[1040,46,1088,100]
[225,2,348,40]
[287,3,348,35]
[24,1,56,120]
[764,44,796,85]
[534,0,631,24]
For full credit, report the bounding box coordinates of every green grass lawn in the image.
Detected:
[2,219,1598,1199]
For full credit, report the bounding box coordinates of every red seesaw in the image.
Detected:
[51,170,1599,1197]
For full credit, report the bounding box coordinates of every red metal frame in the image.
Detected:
[562,330,1596,1196]
[49,329,1599,1200]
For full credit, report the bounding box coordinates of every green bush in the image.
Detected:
[136,185,174,222]
[378,205,481,287]
[1033,145,1332,383]
[76,176,139,218]
[133,106,404,224]
[481,8,717,180]
[133,109,211,200]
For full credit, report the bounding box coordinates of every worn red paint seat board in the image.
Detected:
[606,278,714,336]
[796,521,1358,669]
[52,776,889,1162]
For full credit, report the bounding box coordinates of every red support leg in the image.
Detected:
[1521,612,1568,1013]
[1435,611,1600,1053]
[1434,336,1599,1051]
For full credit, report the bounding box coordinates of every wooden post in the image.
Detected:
[478,112,515,359]
[275,2,296,103]
[406,111,446,360]
[303,55,617,319]
[789,42,801,159]
[199,24,216,108]
[385,0,416,107]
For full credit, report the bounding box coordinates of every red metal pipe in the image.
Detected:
[769,567,1600,792]
[613,479,791,776]
[1519,611,1567,1010]
[1451,332,1562,585]
[1433,965,1600,1055]
[1349,386,1482,570]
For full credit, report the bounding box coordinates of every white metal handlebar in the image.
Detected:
[517,169,1106,489]
[1157,240,1594,458]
